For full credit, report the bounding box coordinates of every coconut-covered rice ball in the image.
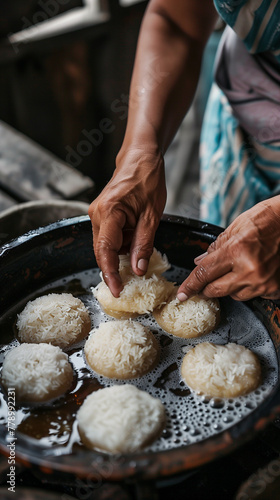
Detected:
[93,248,174,319]
[181,342,262,398]
[1,343,73,403]
[153,287,220,338]
[77,384,165,453]
[84,320,159,379]
[17,293,91,348]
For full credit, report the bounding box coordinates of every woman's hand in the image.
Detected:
[88,0,217,298]
[88,148,166,298]
[177,199,280,301]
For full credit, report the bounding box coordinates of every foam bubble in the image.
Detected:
[0,265,278,454]
[79,266,278,452]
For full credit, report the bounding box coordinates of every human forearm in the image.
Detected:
[89,0,217,296]
[120,0,218,156]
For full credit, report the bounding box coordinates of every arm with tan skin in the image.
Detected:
[89,0,280,302]
[88,0,217,297]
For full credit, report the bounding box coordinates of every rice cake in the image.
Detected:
[153,288,220,338]
[84,320,159,379]
[17,293,91,348]
[181,342,262,398]
[1,343,73,403]
[93,248,174,318]
[77,384,165,453]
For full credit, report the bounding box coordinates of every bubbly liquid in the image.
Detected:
[0,266,278,455]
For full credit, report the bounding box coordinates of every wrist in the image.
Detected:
[115,141,164,173]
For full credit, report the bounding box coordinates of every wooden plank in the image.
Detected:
[0,120,94,202]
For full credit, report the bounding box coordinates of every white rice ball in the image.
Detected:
[84,320,159,379]
[77,384,165,453]
[1,343,73,403]
[17,293,91,348]
[93,248,174,318]
[181,342,262,398]
[153,287,220,338]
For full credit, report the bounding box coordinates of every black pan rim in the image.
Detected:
[0,214,279,481]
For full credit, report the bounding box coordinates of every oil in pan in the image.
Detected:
[0,265,278,455]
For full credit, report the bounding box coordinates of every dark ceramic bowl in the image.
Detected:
[0,214,279,482]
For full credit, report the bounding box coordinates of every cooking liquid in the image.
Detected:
[0,266,278,455]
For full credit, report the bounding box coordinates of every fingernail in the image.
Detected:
[177,292,188,302]
[194,252,208,263]
[137,258,148,272]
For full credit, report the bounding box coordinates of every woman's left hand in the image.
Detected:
[177,199,280,302]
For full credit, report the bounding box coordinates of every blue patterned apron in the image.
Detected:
[200,0,280,226]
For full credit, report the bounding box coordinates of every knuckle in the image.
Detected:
[97,235,114,252]
[249,265,274,287]
[230,293,244,301]
[230,288,258,301]
[231,240,246,260]
[208,241,217,252]
[262,291,280,300]
[230,287,251,301]
[94,238,113,262]
[181,282,197,297]
[215,230,228,246]
[133,244,153,257]
[261,282,280,298]
[88,199,98,219]
[255,263,268,279]
[97,198,111,215]
[203,282,222,297]
[256,284,267,296]
[243,259,258,276]
[194,264,209,284]
[141,210,161,229]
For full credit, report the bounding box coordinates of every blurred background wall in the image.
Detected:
[0,0,148,195]
[0,0,223,217]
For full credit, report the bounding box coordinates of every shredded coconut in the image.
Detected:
[17,293,91,348]
[77,384,165,453]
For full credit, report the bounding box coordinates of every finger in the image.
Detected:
[230,287,263,301]
[93,211,126,297]
[194,251,208,264]
[177,251,233,300]
[130,213,159,275]
[198,272,243,299]
[201,275,266,301]
[102,264,123,298]
[92,228,124,298]
[203,276,280,301]
[261,290,280,300]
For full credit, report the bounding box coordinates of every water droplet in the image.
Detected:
[210,398,225,409]
[223,416,233,423]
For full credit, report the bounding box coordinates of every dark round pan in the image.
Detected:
[0,214,280,482]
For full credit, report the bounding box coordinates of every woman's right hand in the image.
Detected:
[88,147,167,298]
